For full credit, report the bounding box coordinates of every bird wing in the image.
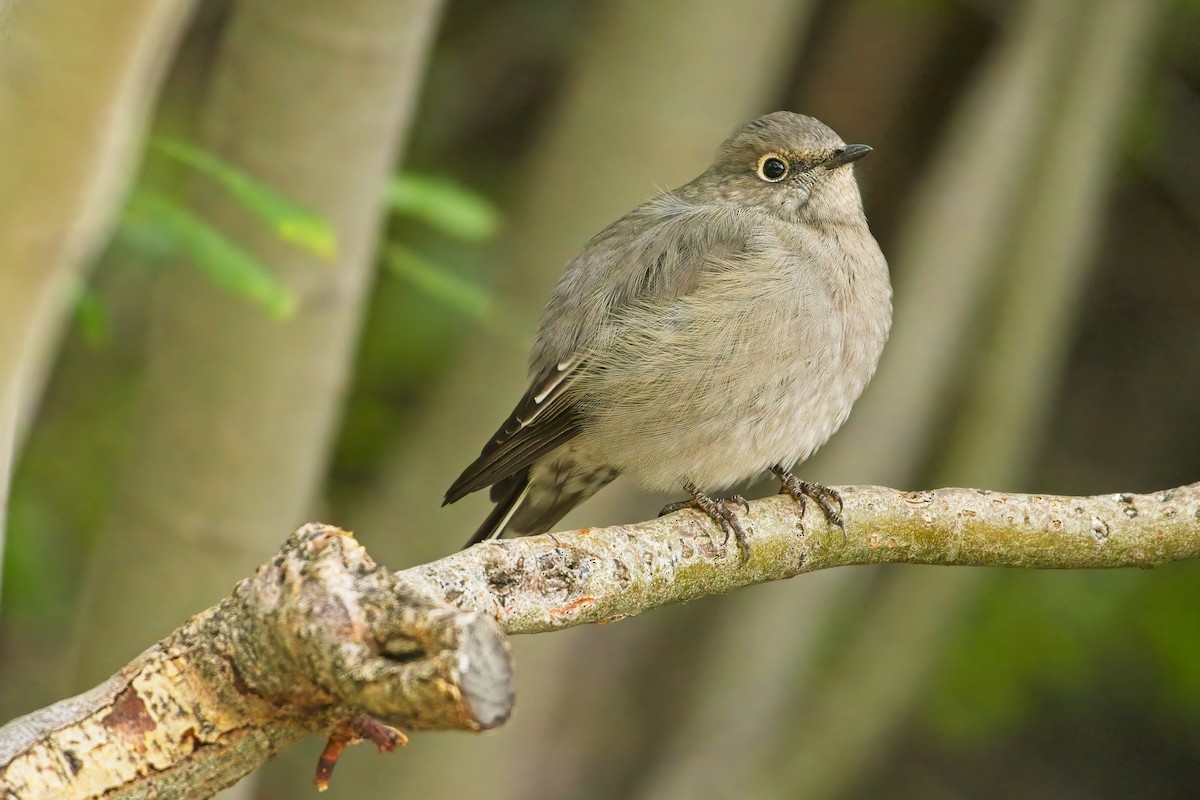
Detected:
[443,356,585,505]
[443,198,762,506]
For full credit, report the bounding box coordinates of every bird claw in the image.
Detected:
[662,484,752,560]
[771,466,845,540]
[658,499,691,517]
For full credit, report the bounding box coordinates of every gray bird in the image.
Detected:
[445,111,892,554]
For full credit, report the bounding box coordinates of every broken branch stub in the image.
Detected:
[0,524,513,799]
[227,523,514,733]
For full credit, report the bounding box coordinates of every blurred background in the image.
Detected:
[2,0,1199,797]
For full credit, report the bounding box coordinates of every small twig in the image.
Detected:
[315,714,408,792]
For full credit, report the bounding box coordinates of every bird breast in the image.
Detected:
[574,220,891,492]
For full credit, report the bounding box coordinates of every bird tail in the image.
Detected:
[461,462,620,549]
[463,474,532,548]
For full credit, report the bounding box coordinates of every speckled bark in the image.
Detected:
[402,483,1200,633]
[0,525,511,800]
[3,483,1197,798]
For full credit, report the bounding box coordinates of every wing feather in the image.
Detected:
[443,359,584,505]
[444,198,765,507]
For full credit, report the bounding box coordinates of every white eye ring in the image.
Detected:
[756,153,789,182]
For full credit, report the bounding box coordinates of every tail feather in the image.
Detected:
[461,459,621,549]
[463,475,531,548]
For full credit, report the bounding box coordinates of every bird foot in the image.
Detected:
[659,483,751,559]
[771,465,845,539]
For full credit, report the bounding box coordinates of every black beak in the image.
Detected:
[821,144,872,169]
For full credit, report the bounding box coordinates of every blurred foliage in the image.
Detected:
[72,289,108,348]
[122,187,298,319]
[389,173,501,242]
[151,137,338,260]
[929,563,1200,738]
[4,139,500,617]
[384,244,492,321]
[330,209,505,497]
[928,568,1147,739]
[105,141,499,327]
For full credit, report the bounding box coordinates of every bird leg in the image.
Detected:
[770,465,845,536]
[659,481,751,558]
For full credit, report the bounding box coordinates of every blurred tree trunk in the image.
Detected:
[59,0,442,794]
[0,1,230,725]
[0,0,194,598]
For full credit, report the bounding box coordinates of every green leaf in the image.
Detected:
[124,188,296,319]
[388,174,500,241]
[383,245,492,320]
[150,137,336,260]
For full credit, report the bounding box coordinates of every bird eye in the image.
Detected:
[757,154,789,182]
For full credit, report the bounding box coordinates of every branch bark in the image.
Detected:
[2,482,1196,798]
[406,483,1200,633]
[0,525,510,800]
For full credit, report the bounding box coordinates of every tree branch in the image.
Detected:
[405,483,1200,634]
[0,526,511,799]
[2,482,1196,798]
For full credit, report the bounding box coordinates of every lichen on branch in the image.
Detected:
[401,483,1200,634]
